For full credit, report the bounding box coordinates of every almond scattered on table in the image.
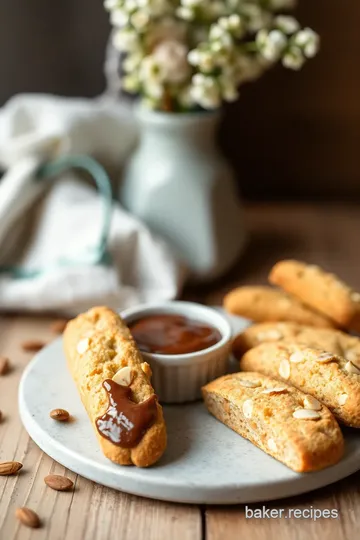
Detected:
[21,340,46,353]
[0,356,10,375]
[50,319,69,334]
[0,461,23,475]
[50,408,70,422]
[15,507,41,529]
[44,474,74,491]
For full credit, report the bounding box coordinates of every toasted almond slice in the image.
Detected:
[242,399,253,419]
[279,359,290,380]
[15,507,41,529]
[338,393,348,406]
[141,362,152,379]
[0,356,10,375]
[21,340,46,352]
[0,461,23,475]
[345,361,360,375]
[289,351,306,364]
[316,352,336,364]
[267,438,278,452]
[303,395,322,411]
[50,408,70,421]
[239,380,261,388]
[293,408,321,420]
[261,387,288,395]
[112,366,133,387]
[44,474,74,491]
[76,338,90,355]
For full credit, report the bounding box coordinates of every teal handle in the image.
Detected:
[0,155,113,278]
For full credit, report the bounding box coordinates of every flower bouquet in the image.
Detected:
[105,0,319,112]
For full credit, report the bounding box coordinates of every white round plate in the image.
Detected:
[19,312,360,505]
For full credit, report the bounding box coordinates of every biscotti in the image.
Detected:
[223,285,335,327]
[63,306,167,467]
[202,372,344,472]
[269,260,360,331]
[232,322,360,365]
[240,341,360,427]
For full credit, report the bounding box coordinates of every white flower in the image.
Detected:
[257,29,287,61]
[188,48,214,71]
[294,28,320,58]
[275,16,300,34]
[176,6,195,20]
[228,14,242,31]
[191,74,221,109]
[123,52,143,72]
[113,29,140,52]
[282,46,304,70]
[122,74,140,92]
[153,40,191,83]
[125,0,138,11]
[110,9,129,27]
[209,24,233,49]
[131,10,149,30]
[104,0,120,10]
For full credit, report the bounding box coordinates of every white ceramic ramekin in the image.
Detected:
[121,301,232,404]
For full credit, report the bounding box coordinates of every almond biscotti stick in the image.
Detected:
[232,322,360,364]
[63,306,167,467]
[223,286,335,328]
[240,341,360,427]
[269,260,360,330]
[202,372,344,472]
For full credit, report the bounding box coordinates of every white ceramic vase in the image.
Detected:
[120,106,246,281]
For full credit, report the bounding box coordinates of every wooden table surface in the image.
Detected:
[1,203,360,540]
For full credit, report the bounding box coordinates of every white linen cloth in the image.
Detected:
[0,94,185,314]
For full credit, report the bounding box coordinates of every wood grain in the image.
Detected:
[2,204,360,539]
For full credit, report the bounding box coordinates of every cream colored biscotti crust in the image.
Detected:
[63,306,167,467]
[269,260,360,330]
[223,286,335,328]
[232,322,360,366]
[240,341,360,427]
[202,372,344,472]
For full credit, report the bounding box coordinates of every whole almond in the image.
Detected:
[21,340,46,353]
[0,356,10,375]
[50,319,68,334]
[0,461,23,475]
[44,474,74,491]
[50,408,70,422]
[15,507,41,529]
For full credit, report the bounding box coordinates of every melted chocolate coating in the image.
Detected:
[96,379,158,448]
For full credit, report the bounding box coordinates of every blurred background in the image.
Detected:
[0,1,357,201]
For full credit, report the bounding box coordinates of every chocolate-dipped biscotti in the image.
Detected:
[64,307,167,467]
[202,372,344,472]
